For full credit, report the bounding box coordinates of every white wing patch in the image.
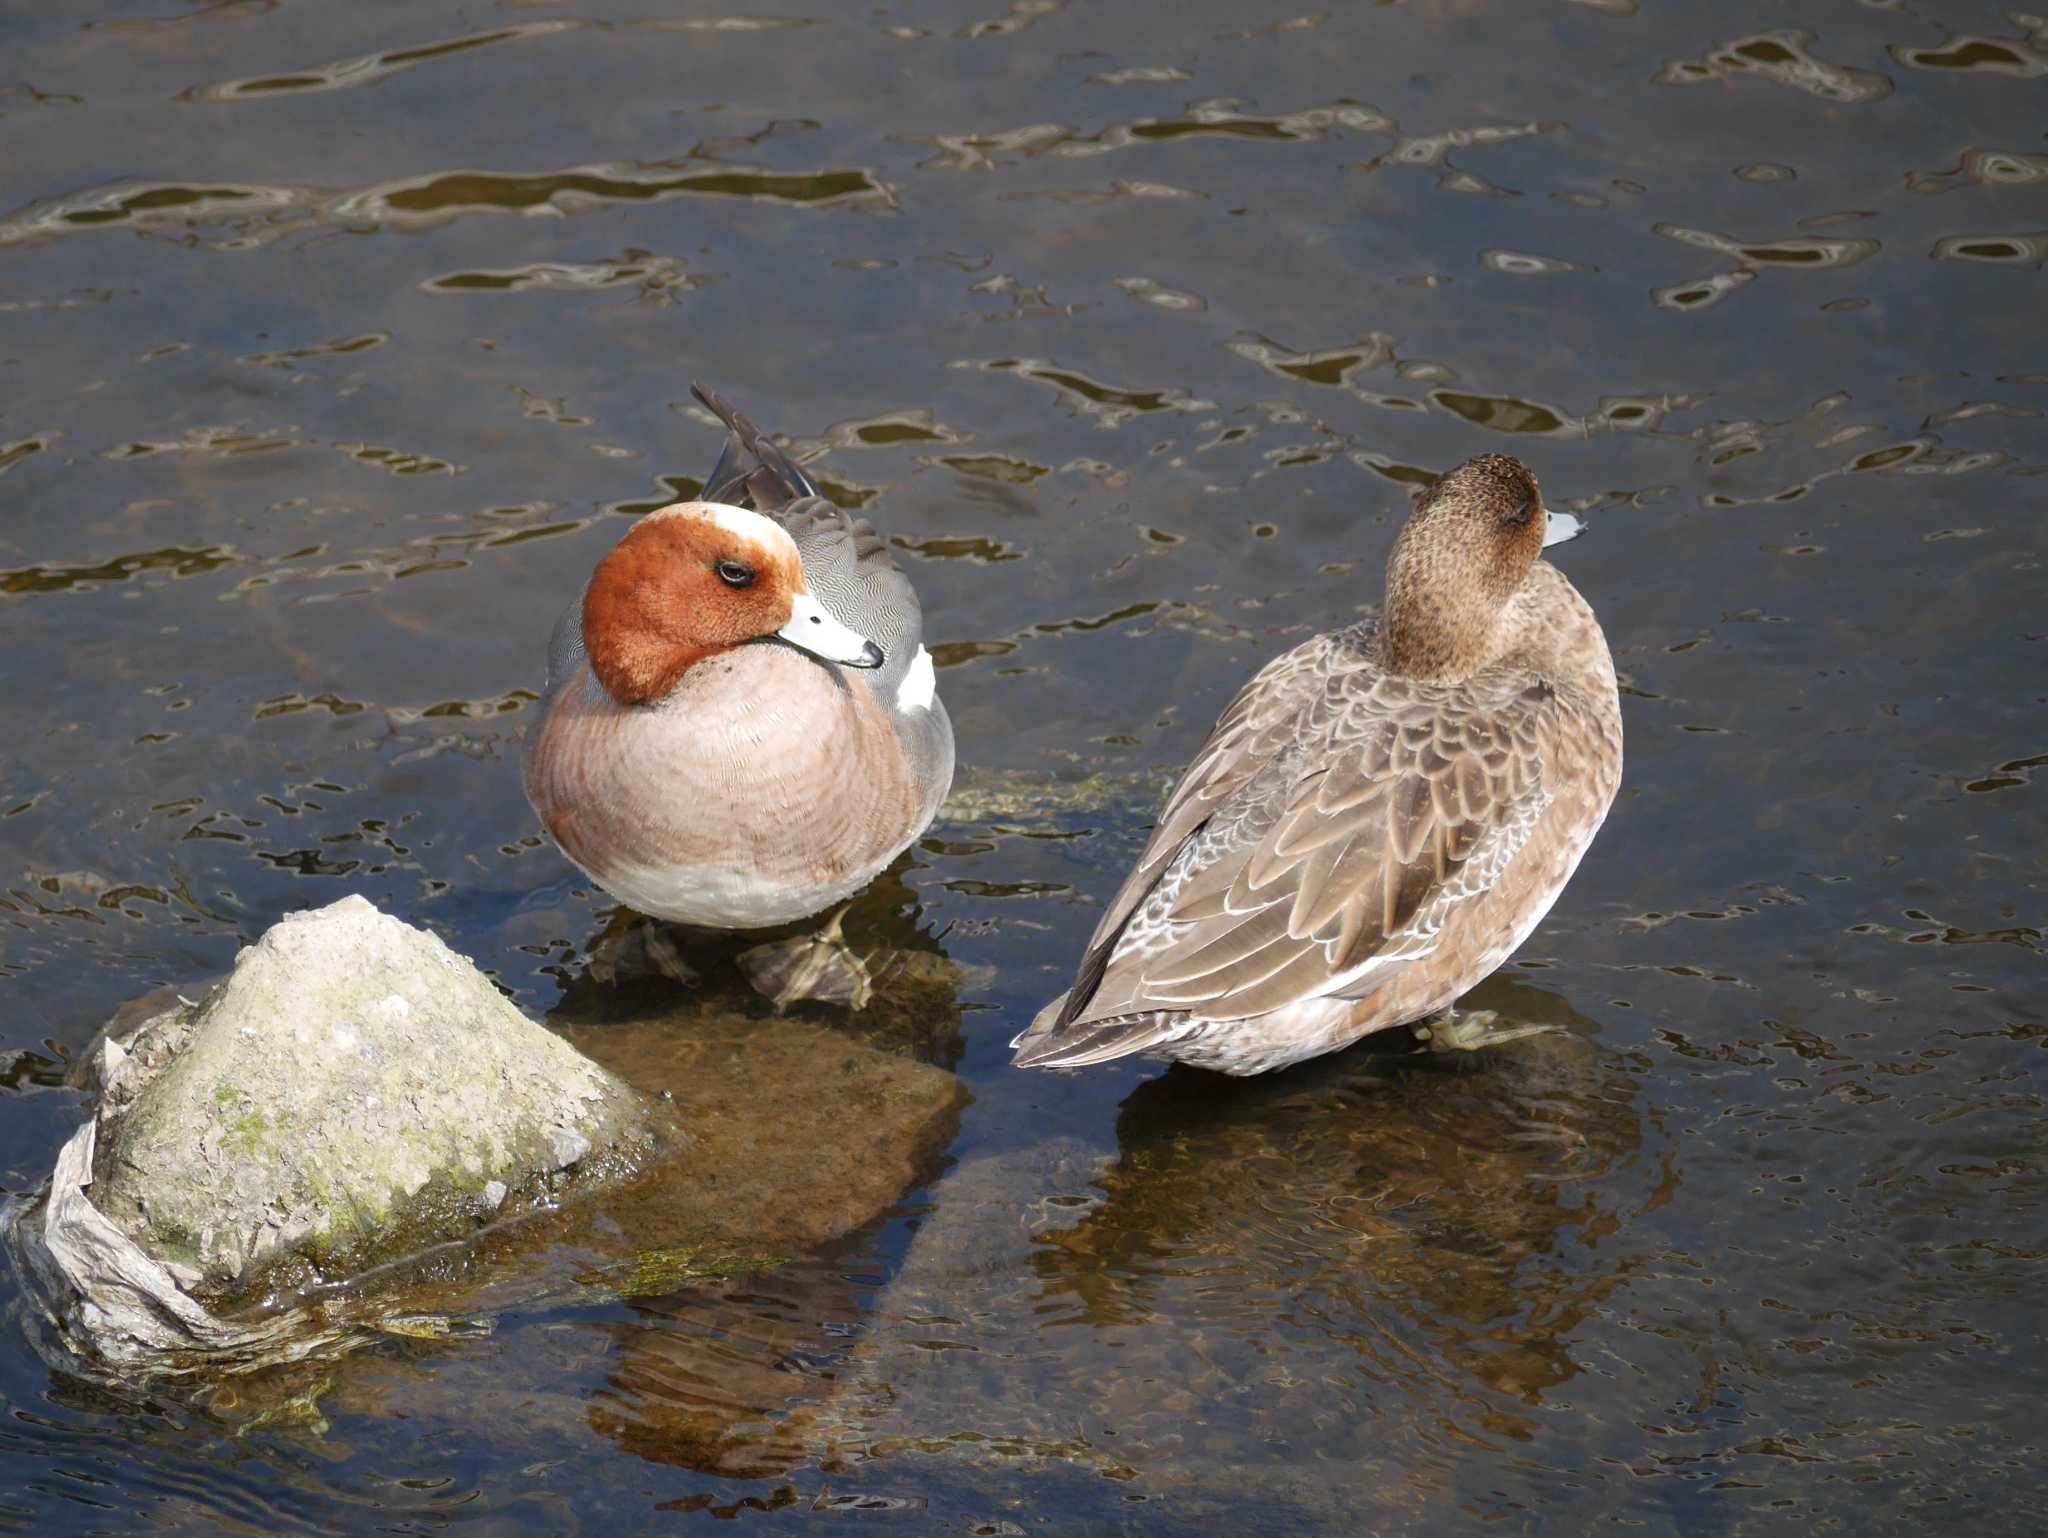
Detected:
[896,646,936,712]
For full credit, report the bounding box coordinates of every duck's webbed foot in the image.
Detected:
[1411,1008,1558,1053]
[736,905,873,1013]
[641,926,701,986]
[588,919,702,988]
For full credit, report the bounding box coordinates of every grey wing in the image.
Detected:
[541,577,591,702]
[1036,645,1561,1043]
[776,499,926,696]
[692,381,926,697]
[784,500,952,816]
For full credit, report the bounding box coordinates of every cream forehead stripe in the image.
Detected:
[646,500,801,564]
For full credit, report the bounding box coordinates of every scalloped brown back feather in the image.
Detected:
[1016,453,1621,1075]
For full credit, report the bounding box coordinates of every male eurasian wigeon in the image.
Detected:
[523,385,954,960]
[1011,453,1620,1076]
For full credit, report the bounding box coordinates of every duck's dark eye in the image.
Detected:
[715,558,755,587]
[1505,494,1537,528]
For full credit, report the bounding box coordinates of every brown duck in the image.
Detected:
[1011,453,1621,1076]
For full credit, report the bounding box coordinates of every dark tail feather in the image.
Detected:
[1040,852,1180,1038]
[698,427,760,506]
[1010,1000,1187,1070]
[691,382,820,508]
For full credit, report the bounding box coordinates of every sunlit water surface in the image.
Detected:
[2,1,2044,1532]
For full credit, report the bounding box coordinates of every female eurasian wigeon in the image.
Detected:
[523,385,954,946]
[1012,452,1620,1076]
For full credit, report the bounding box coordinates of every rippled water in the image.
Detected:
[3,0,2044,1531]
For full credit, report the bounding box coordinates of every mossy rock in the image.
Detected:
[90,896,670,1306]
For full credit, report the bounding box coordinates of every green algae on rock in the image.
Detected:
[5,896,972,1395]
[2,895,681,1377]
[87,896,669,1304]
[937,764,1178,826]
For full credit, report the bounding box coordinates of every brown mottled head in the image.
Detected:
[1379,454,1547,682]
[581,502,881,706]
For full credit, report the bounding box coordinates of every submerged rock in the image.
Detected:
[4,894,974,1415]
[7,895,671,1372]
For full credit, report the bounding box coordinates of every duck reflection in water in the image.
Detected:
[518,870,974,1480]
[586,1253,872,1482]
[552,936,967,1478]
[1029,976,1659,1433]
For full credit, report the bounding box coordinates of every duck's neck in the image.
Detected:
[1377,578,1502,684]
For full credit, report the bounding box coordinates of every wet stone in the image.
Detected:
[5,898,969,1392]
[76,898,668,1308]
[273,979,972,1477]
[557,992,969,1255]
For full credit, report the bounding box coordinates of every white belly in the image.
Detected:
[584,857,871,930]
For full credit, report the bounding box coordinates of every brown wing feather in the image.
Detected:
[1072,635,1342,959]
[1059,648,1560,1030]
[1042,639,1339,1036]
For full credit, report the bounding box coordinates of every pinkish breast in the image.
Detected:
[524,644,923,928]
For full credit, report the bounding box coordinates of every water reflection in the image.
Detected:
[1656,30,1894,103]
[588,1257,865,1480]
[371,940,969,1480]
[1031,977,1656,1438]
[1890,26,2048,77]
[0,161,891,252]
[177,21,577,103]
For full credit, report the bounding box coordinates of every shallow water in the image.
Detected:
[2,0,2044,1531]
